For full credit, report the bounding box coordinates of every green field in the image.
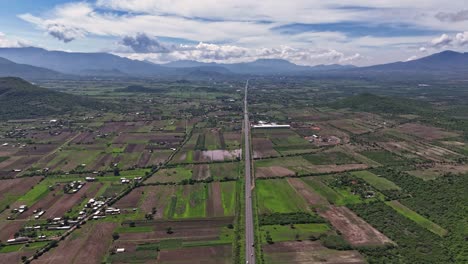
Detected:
[302,177,365,205]
[166,184,207,219]
[17,183,50,206]
[220,182,237,216]
[351,171,401,191]
[260,223,330,243]
[360,150,406,165]
[303,152,358,165]
[386,200,447,236]
[148,166,192,183]
[210,162,241,180]
[256,179,309,214]
[115,226,154,233]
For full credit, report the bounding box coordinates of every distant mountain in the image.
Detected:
[355,50,468,73]
[165,59,355,75]
[0,47,174,76]
[0,57,65,80]
[0,77,107,120]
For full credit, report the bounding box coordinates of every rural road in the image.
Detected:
[244,80,256,264]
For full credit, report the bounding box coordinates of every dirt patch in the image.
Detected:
[207,182,223,217]
[253,138,279,158]
[91,153,113,170]
[201,149,241,162]
[397,123,459,141]
[0,221,24,241]
[139,185,176,218]
[114,187,144,209]
[192,164,211,180]
[263,240,365,264]
[0,176,42,199]
[34,222,116,264]
[287,178,329,206]
[255,166,295,178]
[319,206,393,246]
[158,245,232,264]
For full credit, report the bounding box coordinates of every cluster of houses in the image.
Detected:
[64,181,86,194]
[252,120,291,129]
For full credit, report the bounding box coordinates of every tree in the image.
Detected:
[265,231,273,244]
[166,227,173,234]
[113,167,120,176]
[112,232,120,240]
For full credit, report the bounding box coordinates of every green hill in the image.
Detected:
[0,77,106,120]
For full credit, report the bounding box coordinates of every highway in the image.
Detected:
[244,80,256,264]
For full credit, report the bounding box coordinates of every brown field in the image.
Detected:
[397,123,459,141]
[1,251,35,264]
[0,221,24,241]
[0,155,42,177]
[253,138,279,158]
[114,186,144,209]
[287,178,329,207]
[0,176,43,199]
[192,164,210,180]
[27,131,77,144]
[44,183,102,219]
[17,187,63,220]
[71,132,95,144]
[328,119,372,135]
[113,133,183,146]
[263,240,365,264]
[379,140,461,162]
[158,245,232,264]
[139,185,177,218]
[124,144,146,153]
[256,166,295,178]
[201,149,241,162]
[15,144,58,156]
[137,151,152,167]
[34,222,116,264]
[319,206,393,246]
[206,182,223,217]
[91,153,113,170]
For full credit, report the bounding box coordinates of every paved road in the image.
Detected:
[244,80,256,264]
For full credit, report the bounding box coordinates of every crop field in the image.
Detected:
[351,171,401,191]
[407,164,468,180]
[263,241,365,264]
[260,223,330,242]
[386,200,447,236]
[256,179,309,214]
[252,128,316,155]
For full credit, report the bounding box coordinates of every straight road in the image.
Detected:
[244,80,256,264]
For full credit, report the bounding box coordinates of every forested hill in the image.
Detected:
[0,77,106,120]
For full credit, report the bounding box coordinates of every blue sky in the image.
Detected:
[0,0,467,66]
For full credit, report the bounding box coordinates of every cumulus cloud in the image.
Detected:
[121,33,171,53]
[455,32,468,46]
[117,42,361,66]
[0,32,28,47]
[406,55,418,61]
[430,34,453,48]
[46,24,86,43]
[435,10,468,22]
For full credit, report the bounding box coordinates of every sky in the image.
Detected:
[0,0,467,66]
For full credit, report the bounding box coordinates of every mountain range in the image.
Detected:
[0,47,467,79]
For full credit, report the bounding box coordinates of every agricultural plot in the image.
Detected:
[407,164,468,180]
[166,184,207,219]
[33,222,116,264]
[0,241,47,263]
[263,241,365,264]
[255,155,368,177]
[252,128,315,155]
[351,171,401,191]
[0,176,43,211]
[328,119,373,135]
[145,166,192,184]
[396,123,459,141]
[386,200,447,236]
[302,177,366,206]
[359,149,407,166]
[260,223,330,242]
[318,206,393,246]
[256,179,309,214]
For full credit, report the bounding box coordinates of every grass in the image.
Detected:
[171,184,207,219]
[302,152,358,165]
[220,181,237,216]
[386,200,448,237]
[256,179,309,214]
[150,166,192,183]
[18,183,50,206]
[0,156,9,163]
[210,162,240,180]
[302,177,342,205]
[360,150,406,165]
[0,244,23,253]
[255,156,313,175]
[351,171,401,191]
[260,223,330,243]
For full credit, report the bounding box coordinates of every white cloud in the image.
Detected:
[455,32,468,46]
[0,32,28,48]
[406,55,418,61]
[430,34,453,48]
[116,42,361,66]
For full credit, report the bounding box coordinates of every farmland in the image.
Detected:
[0,75,467,264]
